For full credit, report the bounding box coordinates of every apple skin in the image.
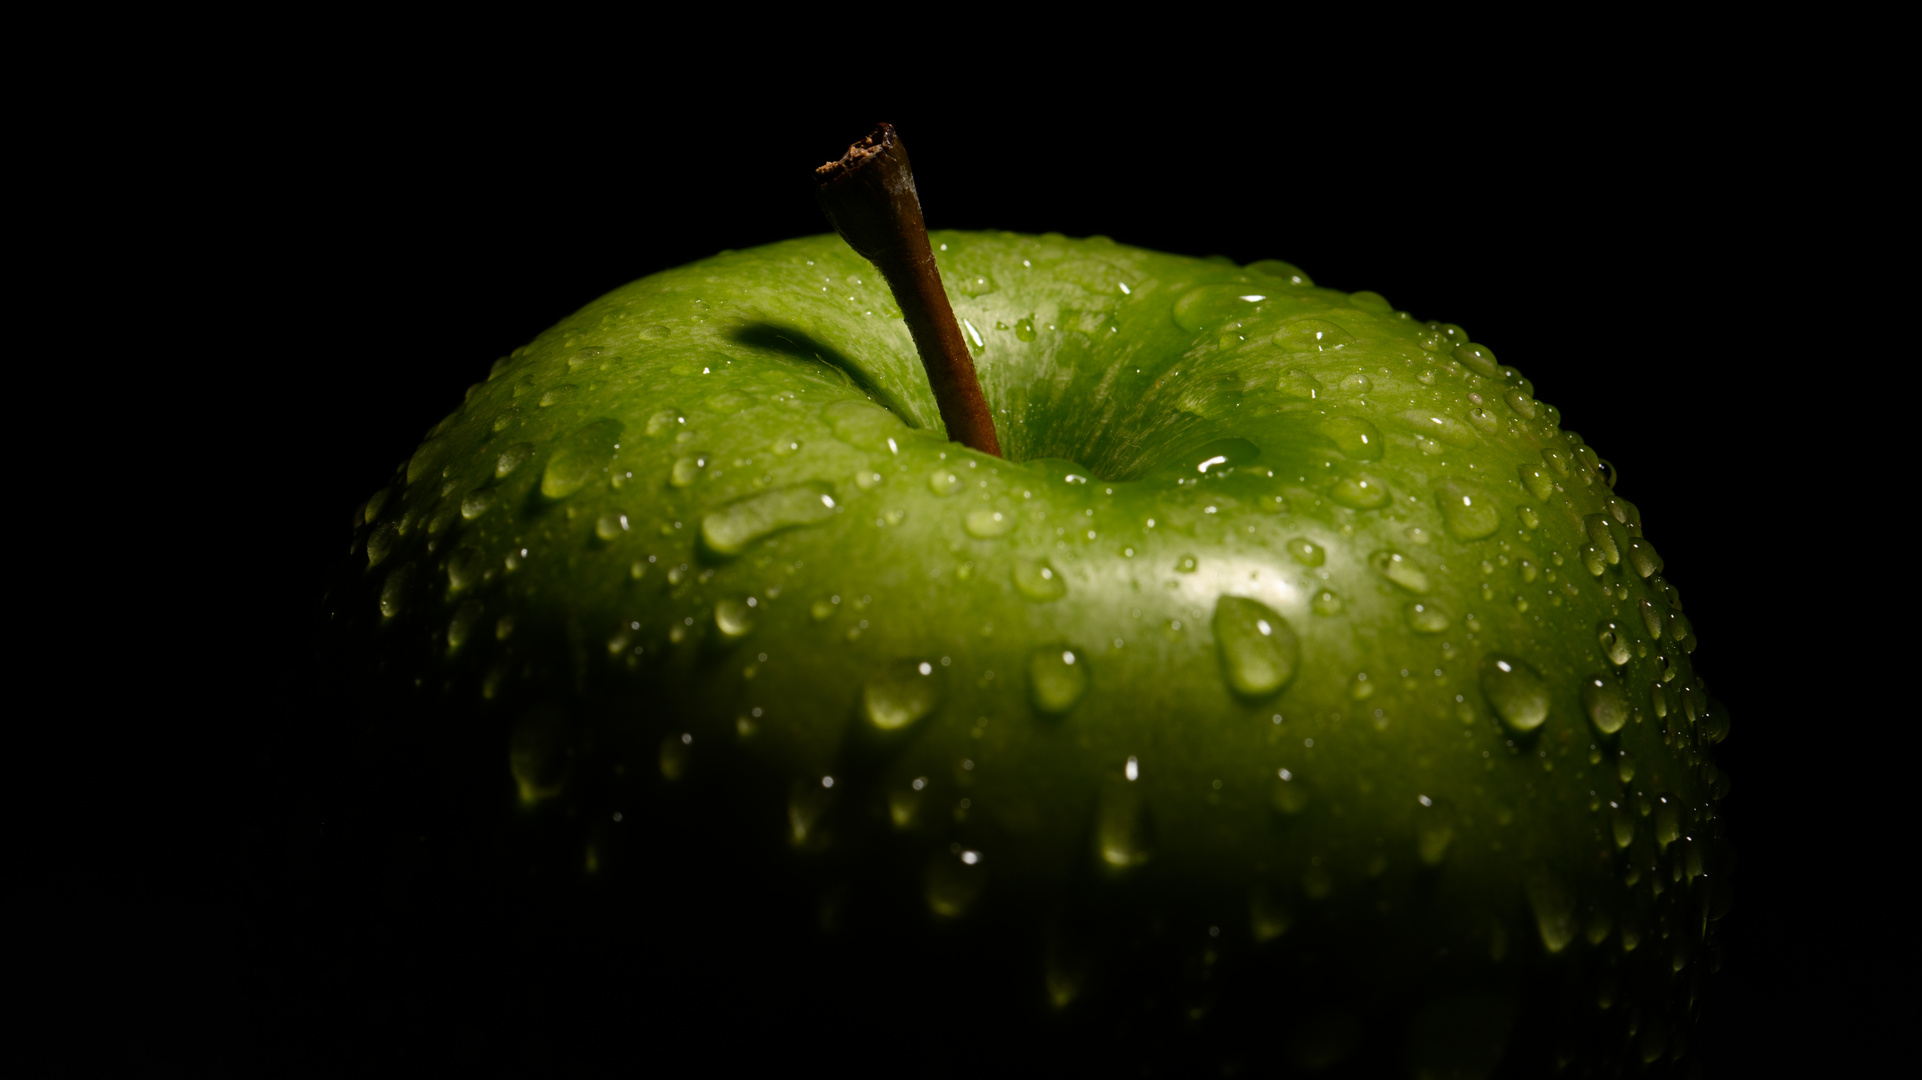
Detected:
[330,231,1729,1073]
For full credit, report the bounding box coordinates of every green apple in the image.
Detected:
[331,228,1729,1073]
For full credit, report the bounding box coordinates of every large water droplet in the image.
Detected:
[700,482,837,556]
[1395,410,1479,447]
[1405,602,1451,634]
[495,442,532,479]
[1330,472,1390,509]
[1625,537,1663,578]
[447,600,482,651]
[1434,479,1500,540]
[1525,871,1577,953]
[1417,799,1455,865]
[1274,318,1355,352]
[379,563,414,617]
[1597,621,1632,666]
[1480,654,1549,732]
[1012,557,1067,601]
[1213,596,1299,698]
[1453,342,1501,377]
[824,399,907,451]
[1271,768,1310,813]
[1172,284,1270,331]
[1096,775,1152,869]
[1287,537,1325,566]
[366,521,396,566]
[1318,416,1384,461]
[1246,259,1312,286]
[965,507,1014,538]
[714,598,756,638]
[925,852,987,918]
[928,468,963,496]
[459,490,493,520]
[595,512,629,540]
[1372,550,1431,594]
[1517,464,1554,500]
[1030,646,1089,714]
[1583,675,1629,735]
[540,419,624,499]
[446,546,485,591]
[1277,369,1322,399]
[509,706,571,804]
[863,659,946,731]
[1584,514,1622,566]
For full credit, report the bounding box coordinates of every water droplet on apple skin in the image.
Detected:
[863,659,945,731]
[1029,647,1089,714]
[1481,654,1550,733]
[1213,596,1299,698]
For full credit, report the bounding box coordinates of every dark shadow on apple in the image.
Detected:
[727,322,915,425]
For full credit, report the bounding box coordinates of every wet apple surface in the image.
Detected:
[330,230,1728,1074]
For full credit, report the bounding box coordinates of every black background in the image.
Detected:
[86,61,1879,1072]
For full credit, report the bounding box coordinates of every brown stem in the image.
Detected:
[815,124,1001,457]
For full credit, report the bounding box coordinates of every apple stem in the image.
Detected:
[815,124,1001,458]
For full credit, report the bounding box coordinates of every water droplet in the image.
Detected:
[1247,883,1295,942]
[1596,621,1631,666]
[447,600,482,651]
[863,659,946,731]
[595,512,629,540]
[509,706,571,804]
[645,409,681,435]
[1626,537,1663,578]
[1518,506,1540,530]
[928,468,963,496]
[1610,801,1636,847]
[1276,369,1323,399]
[1213,596,1299,698]
[1540,445,1571,476]
[1584,514,1622,566]
[1013,315,1037,342]
[1372,550,1431,594]
[1175,554,1198,573]
[925,852,987,917]
[496,442,533,479]
[1503,390,1537,420]
[1582,676,1629,735]
[1012,558,1067,601]
[1516,464,1554,501]
[1270,767,1310,813]
[366,521,396,566]
[1429,478,1500,540]
[699,482,837,556]
[1481,654,1549,732]
[1453,342,1500,377]
[540,419,624,499]
[1287,538,1325,566]
[1096,775,1152,869]
[446,546,485,591]
[1172,284,1270,331]
[1525,871,1577,953]
[1311,589,1342,616]
[823,399,907,451]
[670,455,704,487]
[491,406,520,433]
[964,507,1013,538]
[379,563,414,617]
[657,734,691,781]
[1395,410,1479,447]
[714,598,756,639]
[458,489,493,521]
[1417,799,1455,865]
[811,598,837,621]
[1330,472,1390,509]
[1405,602,1451,634]
[1029,646,1089,714]
[1318,416,1383,461]
[1246,259,1313,286]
